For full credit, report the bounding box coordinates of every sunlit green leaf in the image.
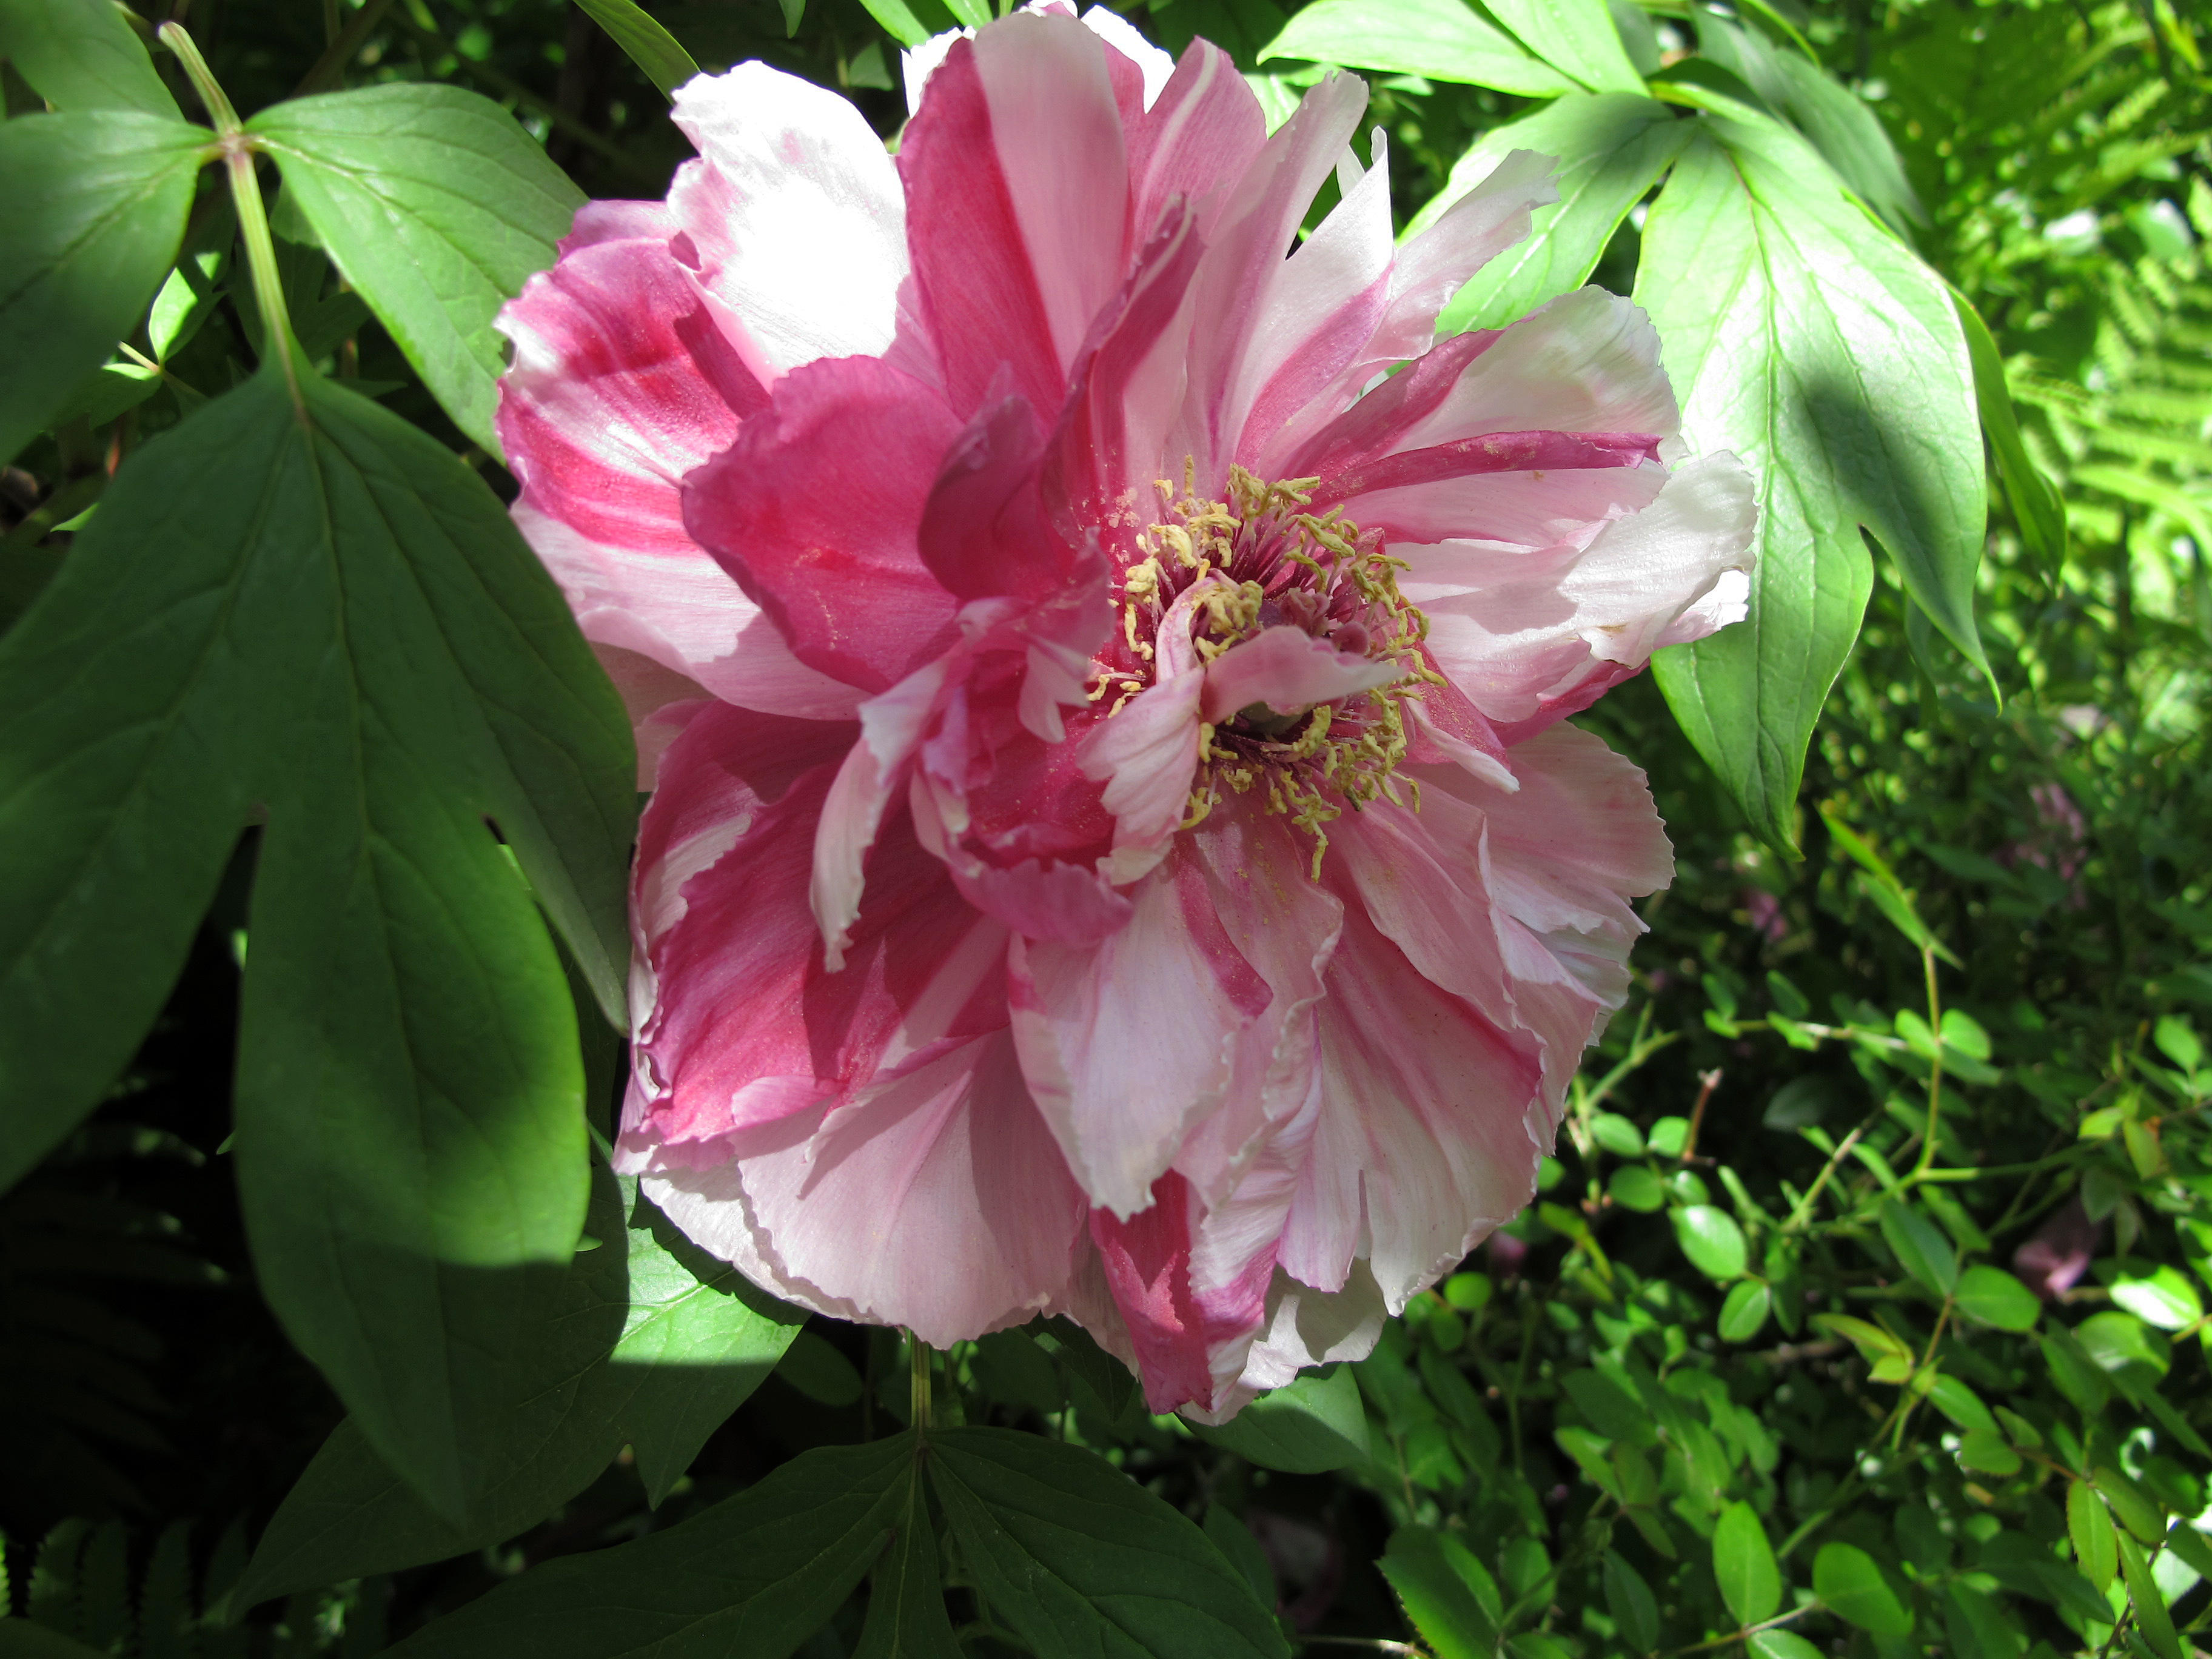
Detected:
[1259,0,1574,96]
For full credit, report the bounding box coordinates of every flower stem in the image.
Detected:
[159,24,300,409]
[910,1333,931,1432]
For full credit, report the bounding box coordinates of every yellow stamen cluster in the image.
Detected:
[1104,463,1445,878]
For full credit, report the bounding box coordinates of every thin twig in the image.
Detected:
[1681,1069,1722,1163]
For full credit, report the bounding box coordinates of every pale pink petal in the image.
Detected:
[1398,450,1756,725]
[1382,285,1681,455]
[1228,128,1398,471]
[1199,623,1403,723]
[514,504,863,723]
[1080,5,1175,107]
[1350,461,1668,561]
[1124,38,1267,244]
[559,198,679,254]
[1079,665,1205,884]
[592,642,709,788]
[1188,1262,1389,1424]
[683,354,963,694]
[1282,897,1547,1310]
[1008,856,1267,1217]
[668,64,907,370]
[643,1030,1085,1346]
[1358,148,1556,369]
[1165,72,1370,487]
[973,14,1133,379]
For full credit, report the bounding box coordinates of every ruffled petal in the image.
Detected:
[897,14,1130,418]
[1379,285,1681,455]
[497,235,765,563]
[623,703,1008,1163]
[668,64,907,370]
[1165,73,1369,488]
[1281,895,1547,1310]
[1079,665,1206,883]
[643,1029,1086,1346]
[1398,450,1756,726]
[1008,853,1268,1218]
[517,504,862,723]
[1199,623,1403,723]
[683,354,964,694]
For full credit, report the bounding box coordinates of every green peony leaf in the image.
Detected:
[248,84,586,457]
[1638,103,1988,848]
[1259,0,1574,97]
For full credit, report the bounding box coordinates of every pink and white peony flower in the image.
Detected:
[497,6,1755,1419]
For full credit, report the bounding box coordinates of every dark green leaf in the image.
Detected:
[572,0,702,99]
[927,1427,1289,1659]
[1602,1550,1658,1651]
[1672,1204,1749,1280]
[1192,1364,1370,1473]
[1482,0,1644,92]
[1954,1265,2039,1332]
[0,368,634,1518]
[0,0,177,115]
[1712,1501,1780,1626]
[1037,1316,1143,1427]
[1259,0,1574,96]
[1378,1527,1502,1659]
[853,0,931,48]
[1942,1580,2022,1659]
[378,1438,911,1659]
[1562,1366,1657,1448]
[236,1165,797,1600]
[1640,109,1987,846]
[1879,1199,1957,1295]
[2069,1480,2118,1592]
[853,1450,959,1659]
[2116,1532,2183,1659]
[1203,1509,1277,1613]
[777,1329,865,1408]
[0,110,205,464]
[0,1625,116,1659]
[1813,1541,1910,1635]
[248,85,586,457]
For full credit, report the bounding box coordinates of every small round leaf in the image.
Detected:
[1673,1205,1749,1281]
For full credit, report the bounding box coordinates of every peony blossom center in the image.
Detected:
[1096,465,1439,871]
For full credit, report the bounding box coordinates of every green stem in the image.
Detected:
[162,25,300,407]
[910,1332,931,1432]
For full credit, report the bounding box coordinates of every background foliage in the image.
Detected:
[0,0,2207,1654]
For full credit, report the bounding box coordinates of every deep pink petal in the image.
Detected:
[624,703,1008,1163]
[684,355,964,693]
[1167,73,1369,488]
[898,16,1127,420]
[498,235,766,560]
[919,390,1075,603]
[668,64,907,369]
[1125,40,1268,244]
[1088,1170,1276,1413]
[643,1030,1085,1345]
